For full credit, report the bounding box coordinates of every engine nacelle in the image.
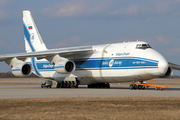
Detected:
[12,63,32,77]
[165,67,173,76]
[54,60,76,74]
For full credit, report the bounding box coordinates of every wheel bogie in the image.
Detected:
[130,84,144,90]
[56,81,78,88]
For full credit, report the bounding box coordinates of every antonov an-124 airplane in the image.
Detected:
[0,10,180,89]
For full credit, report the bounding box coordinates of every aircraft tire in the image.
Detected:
[130,84,134,90]
[99,84,103,88]
[72,81,75,88]
[106,83,110,88]
[60,83,63,88]
[64,82,67,88]
[66,83,70,88]
[133,84,137,90]
[61,82,65,88]
[69,83,73,88]
[88,85,92,88]
[138,85,142,90]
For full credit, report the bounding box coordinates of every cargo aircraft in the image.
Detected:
[0,10,180,89]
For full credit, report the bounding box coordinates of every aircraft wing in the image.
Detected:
[168,62,180,70]
[0,46,93,62]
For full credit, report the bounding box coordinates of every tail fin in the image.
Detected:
[23,10,47,52]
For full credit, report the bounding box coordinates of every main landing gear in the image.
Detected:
[56,80,79,88]
[88,83,110,88]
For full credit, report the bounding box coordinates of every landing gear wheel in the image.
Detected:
[62,83,65,88]
[133,84,137,90]
[106,83,110,88]
[130,84,134,90]
[67,83,70,88]
[88,85,92,88]
[59,83,62,88]
[72,81,75,88]
[69,83,73,88]
[138,85,142,90]
[64,82,68,88]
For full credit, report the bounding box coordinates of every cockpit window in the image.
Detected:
[136,44,151,49]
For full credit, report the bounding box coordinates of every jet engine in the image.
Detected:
[54,60,76,74]
[164,67,173,76]
[12,63,32,77]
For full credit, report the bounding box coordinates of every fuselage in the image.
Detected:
[28,41,169,85]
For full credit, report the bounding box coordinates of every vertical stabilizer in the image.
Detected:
[23,10,47,52]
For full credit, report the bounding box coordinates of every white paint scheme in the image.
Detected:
[46,42,169,85]
[0,10,174,85]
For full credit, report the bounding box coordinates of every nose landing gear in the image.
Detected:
[130,81,168,90]
[130,84,137,90]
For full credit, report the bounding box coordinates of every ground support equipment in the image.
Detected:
[134,83,168,90]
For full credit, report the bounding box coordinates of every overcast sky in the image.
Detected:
[0,0,180,75]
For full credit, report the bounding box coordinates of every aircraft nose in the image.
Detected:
[158,59,169,76]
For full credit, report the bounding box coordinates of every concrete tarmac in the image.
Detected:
[0,84,180,99]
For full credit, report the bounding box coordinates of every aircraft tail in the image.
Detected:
[23,10,47,52]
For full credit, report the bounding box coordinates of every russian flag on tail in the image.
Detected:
[28,26,33,30]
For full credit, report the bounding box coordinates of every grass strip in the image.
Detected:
[0,97,180,120]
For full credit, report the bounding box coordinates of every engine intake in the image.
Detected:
[165,67,173,76]
[55,60,76,74]
[12,63,32,77]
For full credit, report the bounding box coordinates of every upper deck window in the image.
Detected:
[136,44,151,49]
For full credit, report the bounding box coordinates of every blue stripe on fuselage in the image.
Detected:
[31,58,42,76]
[29,57,158,72]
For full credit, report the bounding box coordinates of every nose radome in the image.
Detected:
[158,59,169,75]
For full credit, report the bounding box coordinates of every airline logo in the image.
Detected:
[30,33,34,42]
[43,64,54,68]
[109,59,114,67]
[28,26,33,30]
